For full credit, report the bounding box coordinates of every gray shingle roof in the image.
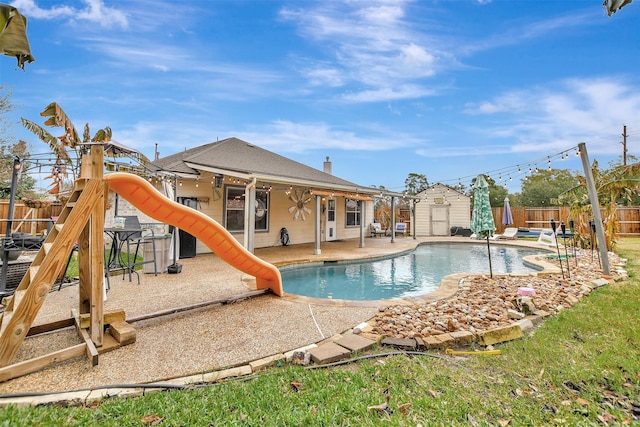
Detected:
[152,137,377,193]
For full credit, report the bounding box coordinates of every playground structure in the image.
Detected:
[0,144,282,382]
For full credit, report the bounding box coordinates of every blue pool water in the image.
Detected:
[281,243,545,301]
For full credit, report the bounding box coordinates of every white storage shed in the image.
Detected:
[414,184,471,236]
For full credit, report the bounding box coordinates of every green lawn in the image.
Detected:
[3,239,639,426]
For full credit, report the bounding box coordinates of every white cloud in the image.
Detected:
[460,77,640,156]
[11,0,128,29]
[280,1,446,102]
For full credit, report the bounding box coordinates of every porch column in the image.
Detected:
[391,196,396,243]
[244,180,256,253]
[359,200,365,248]
[411,199,417,239]
[314,195,321,255]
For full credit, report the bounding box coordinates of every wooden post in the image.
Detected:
[77,145,105,346]
[578,142,610,275]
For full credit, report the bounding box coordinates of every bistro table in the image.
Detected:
[104,227,147,284]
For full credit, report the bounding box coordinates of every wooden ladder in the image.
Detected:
[0,177,106,368]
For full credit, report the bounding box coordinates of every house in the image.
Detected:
[414,183,470,236]
[138,137,408,256]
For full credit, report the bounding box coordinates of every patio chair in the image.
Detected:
[394,222,408,237]
[369,223,385,238]
[491,227,518,240]
[120,216,158,282]
[536,229,558,247]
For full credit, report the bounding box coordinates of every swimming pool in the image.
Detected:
[281,243,546,301]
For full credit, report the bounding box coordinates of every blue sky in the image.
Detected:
[1,0,639,194]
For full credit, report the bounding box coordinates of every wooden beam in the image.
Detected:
[72,310,99,366]
[0,344,86,383]
[27,318,75,336]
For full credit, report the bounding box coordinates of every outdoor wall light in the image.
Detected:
[214,174,223,188]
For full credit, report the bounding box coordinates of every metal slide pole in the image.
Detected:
[578,142,610,275]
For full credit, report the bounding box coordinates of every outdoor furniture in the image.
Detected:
[491,227,518,240]
[0,256,32,296]
[104,216,157,284]
[394,222,408,237]
[536,229,558,246]
[369,223,385,238]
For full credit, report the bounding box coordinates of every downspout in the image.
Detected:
[244,178,257,253]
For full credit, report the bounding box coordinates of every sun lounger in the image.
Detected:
[491,227,518,240]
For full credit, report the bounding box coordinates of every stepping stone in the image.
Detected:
[380,337,417,350]
[335,334,376,352]
[308,343,351,365]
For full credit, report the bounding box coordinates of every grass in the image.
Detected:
[63,250,143,279]
[3,239,640,426]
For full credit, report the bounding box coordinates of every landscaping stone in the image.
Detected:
[380,337,417,350]
[369,252,626,352]
[449,330,475,345]
[507,309,525,320]
[284,344,318,361]
[335,334,376,352]
[308,343,351,364]
[477,324,524,346]
[353,322,373,334]
[590,278,610,288]
[514,318,534,333]
[250,353,285,371]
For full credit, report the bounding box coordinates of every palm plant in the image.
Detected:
[21,102,112,195]
[558,160,640,250]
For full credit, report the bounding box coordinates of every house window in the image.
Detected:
[345,199,361,227]
[225,187,269,232]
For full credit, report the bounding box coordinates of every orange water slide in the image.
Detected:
[104,173,283,296]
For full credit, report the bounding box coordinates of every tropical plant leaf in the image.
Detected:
[0,5,35,69]
[20,117,71,162]
[92,127,112,142]
[39,102,81,148]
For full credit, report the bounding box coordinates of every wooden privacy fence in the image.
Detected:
[0,200,65,236]
[491,206,640,236]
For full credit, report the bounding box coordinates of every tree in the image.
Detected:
[404,173,428,195]
[0,140,36,199]
[22,102,112,195]
[519,169,578,207]
[559,160,640,250]
[372,185,392,230]
[0,89,36,198]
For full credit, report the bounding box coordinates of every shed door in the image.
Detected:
[431,205,449,236]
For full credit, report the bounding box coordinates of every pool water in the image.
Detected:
[281,243,545,301]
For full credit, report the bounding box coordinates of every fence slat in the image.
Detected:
[0,201,64,235]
